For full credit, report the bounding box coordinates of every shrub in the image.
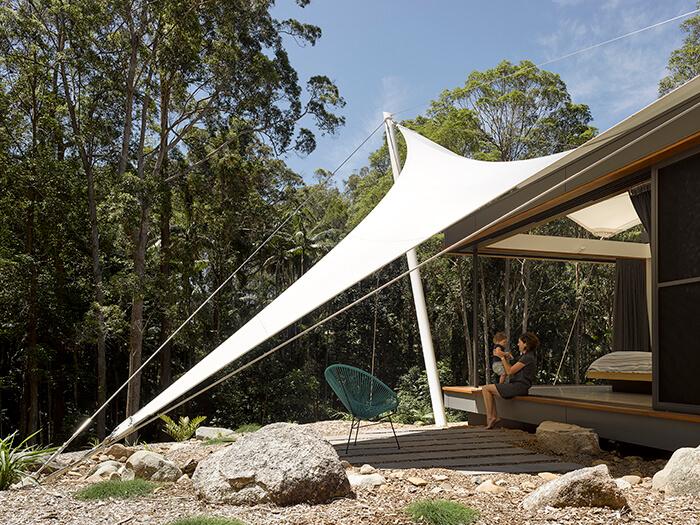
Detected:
[168,517,246,525]
[235,423,261,434]
[74,479,156,500]
[405,499,479,525]
[395,361,453,425]
[160,415,207,441]
[201,436,237,446]
[0,431,56,490]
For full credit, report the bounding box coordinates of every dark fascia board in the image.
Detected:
[444,82,700,254]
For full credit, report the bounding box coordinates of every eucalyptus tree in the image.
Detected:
[67,0,348,420]
[659,3,700,96]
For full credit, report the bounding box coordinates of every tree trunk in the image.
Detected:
[58,50,108,440]
[125,72,153,423]
[158,78,173,389]
[158,183,173,389]
[521,259,530,334]
[457,259,473,384]
[504,258,511,344]
[22,196,40,442]
[479,260,491,385]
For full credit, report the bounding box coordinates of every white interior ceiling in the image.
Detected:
[567,192,641,238]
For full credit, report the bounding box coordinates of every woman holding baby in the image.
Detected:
[480,332,540,429]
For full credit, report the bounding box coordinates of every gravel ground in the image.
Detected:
[1,422,696,525]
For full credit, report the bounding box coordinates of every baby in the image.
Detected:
[491,331,513,384]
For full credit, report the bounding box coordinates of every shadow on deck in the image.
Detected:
[327,425,581,474]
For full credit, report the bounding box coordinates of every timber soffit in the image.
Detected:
[443,75,700,253]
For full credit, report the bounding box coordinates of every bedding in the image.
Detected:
[586,351,652,382]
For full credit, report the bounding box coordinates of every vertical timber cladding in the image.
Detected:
[657,151,700,408]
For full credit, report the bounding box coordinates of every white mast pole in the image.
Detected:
[383,112,447,428]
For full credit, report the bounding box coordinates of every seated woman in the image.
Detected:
[481,332,539,429]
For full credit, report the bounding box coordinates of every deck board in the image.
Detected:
[331,425,579,474]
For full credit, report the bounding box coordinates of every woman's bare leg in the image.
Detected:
[482,384,501,429]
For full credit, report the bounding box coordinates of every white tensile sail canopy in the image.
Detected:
[567,192,641,238]
[110,126,569,440]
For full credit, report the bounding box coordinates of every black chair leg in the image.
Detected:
[388,415,400,450]
[354,418,361,445]
[345,417,355,454]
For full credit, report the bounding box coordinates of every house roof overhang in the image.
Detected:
[444,75,700,254]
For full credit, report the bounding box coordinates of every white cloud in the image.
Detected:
[537,0,691,130]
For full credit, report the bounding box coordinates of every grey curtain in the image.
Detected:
[629,183,651,241]
[613,258,650,351]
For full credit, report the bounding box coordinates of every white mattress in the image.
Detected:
[586,351,652,375]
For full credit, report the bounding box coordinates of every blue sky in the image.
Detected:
[271,0,697,182]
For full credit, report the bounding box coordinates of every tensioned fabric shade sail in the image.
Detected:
[109,126,569,440]
[567,192,641,238]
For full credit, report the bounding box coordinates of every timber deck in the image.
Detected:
[327,425,581,474]
[443,385,700,450]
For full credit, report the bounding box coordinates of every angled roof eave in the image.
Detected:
[444,75,700,254]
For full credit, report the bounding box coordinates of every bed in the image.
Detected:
[586,351,652,392]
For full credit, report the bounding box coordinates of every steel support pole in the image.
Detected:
[383,112,447,427]
[472,248,480,387]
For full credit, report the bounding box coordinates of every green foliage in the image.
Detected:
[405,499,479,525]
[395,362,453,425]
[202,436,237,446]
[659,3,700,96]
[168,517,246,525]
[160,415,207,442]
[74,479,155,500]
[235,424,261,434]
[0,431,55,490]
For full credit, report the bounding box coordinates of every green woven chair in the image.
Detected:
[324,364,400,453]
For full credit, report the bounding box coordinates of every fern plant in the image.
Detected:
[0,431,56,490]
[159,415,207,441]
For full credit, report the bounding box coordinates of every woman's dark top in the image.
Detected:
[495,352,536,399]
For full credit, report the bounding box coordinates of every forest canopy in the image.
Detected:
[0,1,693,446]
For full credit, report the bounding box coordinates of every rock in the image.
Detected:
[176,474,192,487]
[621,475,641,486]
[359,464,376,475]
[340,460,352,469]
[475,480,505,494]
[388,471,404,479]
[348,473,386,488]
[614,478,632,490]
[537,472,559,481]
[406,476,428,487]
[126,450,182,482]
[118,467,136,481]
[522,465,627,510]
[192,422,351,505]
[98,454,110,462]
[535,421,601,456]
[592,459,608,466]
[522,481,537,490]
[432,474,449,481]
[85,460,121,482]
[104,443,133,461]
[652,446,700,495]
[182,458,198,477]
[195,426,236,440]
[108,471,121,481]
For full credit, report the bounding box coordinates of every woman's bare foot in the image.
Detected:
[485,417,501,429]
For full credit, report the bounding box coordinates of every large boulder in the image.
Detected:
[126,450,182,482]
[192,422,351,505]
[522,465,627,510]
[195,426,236,440]
[535,421,601,456]
[652,446,700,495]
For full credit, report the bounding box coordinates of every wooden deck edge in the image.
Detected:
[442,386,700,424]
